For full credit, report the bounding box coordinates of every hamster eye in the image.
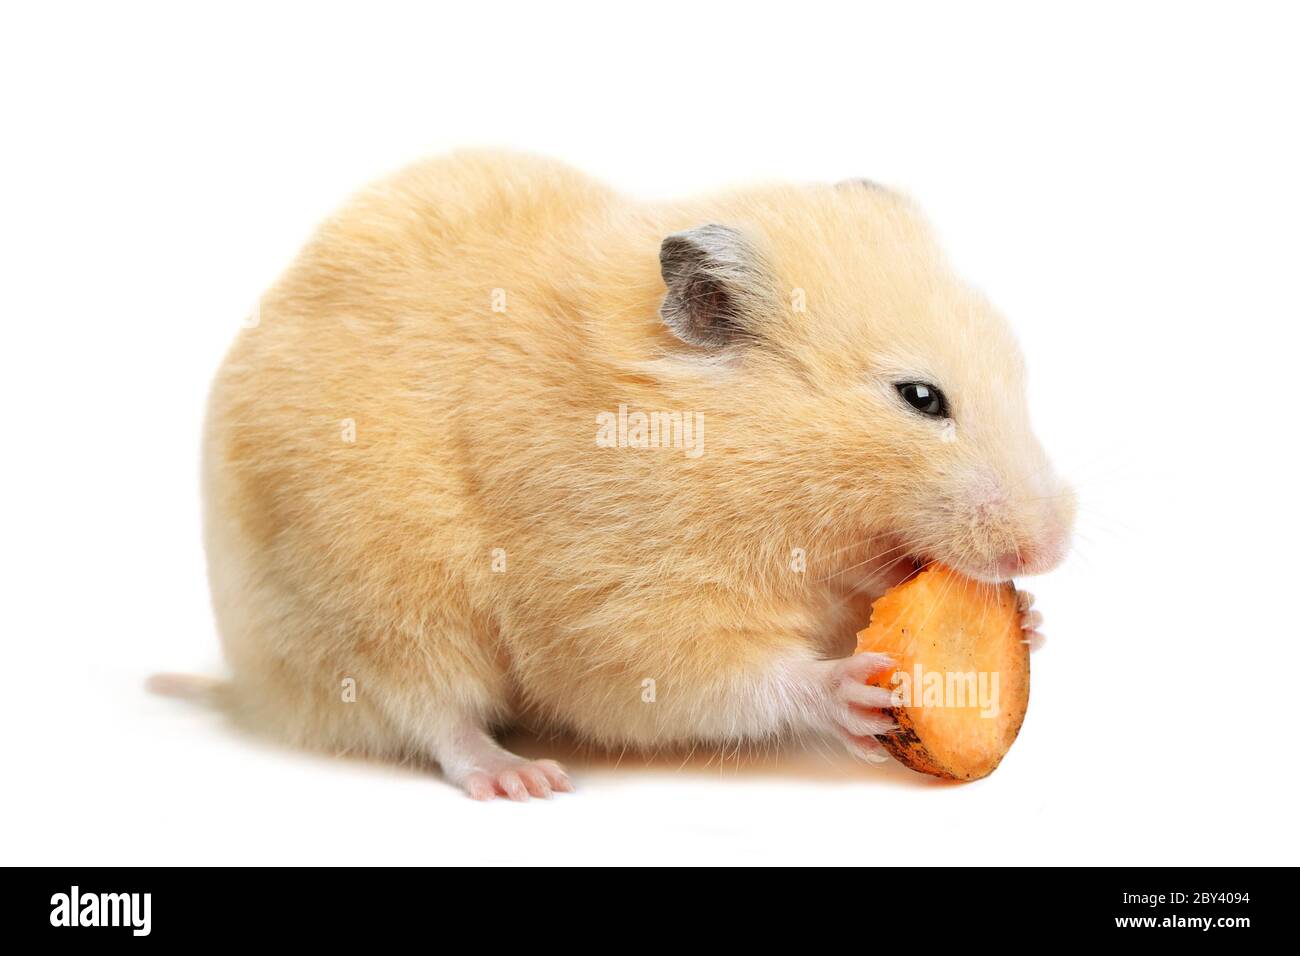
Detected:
[895,382,949,418]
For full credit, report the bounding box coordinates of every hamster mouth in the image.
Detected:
[842,533,930,593]
[874,553,929,591]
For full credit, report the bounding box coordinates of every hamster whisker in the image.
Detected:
[814,540,915,583]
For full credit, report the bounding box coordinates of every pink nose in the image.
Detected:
[991,551,1026,578]
[995,528,1070,578]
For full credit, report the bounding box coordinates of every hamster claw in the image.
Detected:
[1016,590,1046,651]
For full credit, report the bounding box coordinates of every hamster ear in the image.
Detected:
[658,224,768,348]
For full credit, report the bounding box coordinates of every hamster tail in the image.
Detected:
[145,672,227,707]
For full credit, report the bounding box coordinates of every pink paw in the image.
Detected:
[1017,590,1045,652]
[463,759,573,802]
[822,653,899,764]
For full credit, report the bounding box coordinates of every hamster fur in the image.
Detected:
[193,151,1074,799]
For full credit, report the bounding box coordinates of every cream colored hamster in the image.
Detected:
[174,151,1074,800]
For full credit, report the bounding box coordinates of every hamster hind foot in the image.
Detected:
[434,722,573,801]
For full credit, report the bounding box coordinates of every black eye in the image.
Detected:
[896,382,949,418]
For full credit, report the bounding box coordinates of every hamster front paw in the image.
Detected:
[1017,589,1045,652]
[816,654,898,764]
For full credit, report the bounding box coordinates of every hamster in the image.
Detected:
[187,150,1074,800]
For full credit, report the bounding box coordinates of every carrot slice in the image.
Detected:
[854,564,1029,781]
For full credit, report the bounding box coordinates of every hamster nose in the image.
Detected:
[997,519,1072,578]
[991,550,1031,579]
[1011,480,1076,576]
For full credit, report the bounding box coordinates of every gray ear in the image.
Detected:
[658,224,767,348]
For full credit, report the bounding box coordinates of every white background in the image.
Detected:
[3,1,1297,865]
